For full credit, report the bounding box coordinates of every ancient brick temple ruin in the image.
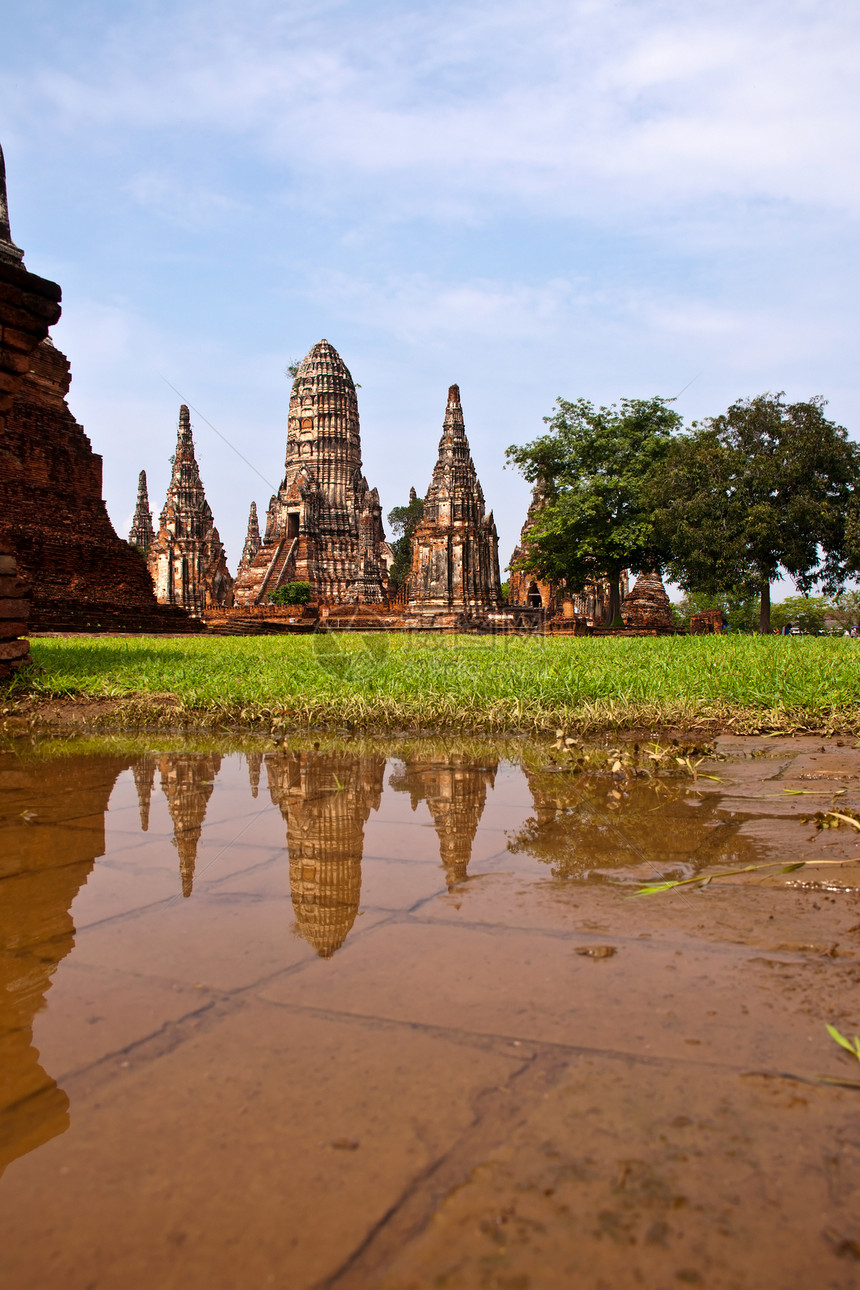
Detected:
[128,470,155,552]
[408,385,502,618]
[507,486,632,628]
[620,571,676,632]
[0,142,59,674]
[147,406,233,616]
[0,141,197,643]
[233,340,387,607]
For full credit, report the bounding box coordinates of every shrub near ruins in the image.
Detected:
[268,582,312,607]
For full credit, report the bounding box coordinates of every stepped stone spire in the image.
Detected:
[409,385,502,615]
[232,340,387,606]
[238,501,261,573]
[148,405,233,616]
[128,470,155,551]
[0,143,24,266]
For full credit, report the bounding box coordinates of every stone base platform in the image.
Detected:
[29,601,203,634]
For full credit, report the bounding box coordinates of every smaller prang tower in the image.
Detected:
[409,385,502,616]
[148,406,233,616]
[128,470,155,552]
[237,501,261,575]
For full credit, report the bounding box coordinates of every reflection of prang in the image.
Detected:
[159,754,222,897]
[246,752,262,799]
[132,757,156,831]
[266,751,384,958]
[390,757,497,889]
[0,754,130,1177]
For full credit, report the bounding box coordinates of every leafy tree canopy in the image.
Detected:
[505,397,682,624]
[386,492,424,590]
[651,393,860,633]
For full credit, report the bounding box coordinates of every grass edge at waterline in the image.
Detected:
[9,632,860,735]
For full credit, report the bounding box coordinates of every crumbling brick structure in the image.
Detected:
[690,608,725,634]
[507,487,626,625]
[0,144,61,671]
[0,142,198,635]
[148,405,233,616]
[3,340,200,631]
[408,385,502,618]
[620,571,676,632]
[0,543,31,681]
[233,340,387,607]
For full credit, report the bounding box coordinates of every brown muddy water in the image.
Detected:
[2,733,860,1290]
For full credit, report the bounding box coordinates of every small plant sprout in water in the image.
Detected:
[826,1024,860,1063]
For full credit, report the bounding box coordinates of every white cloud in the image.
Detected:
[8,0,860,223]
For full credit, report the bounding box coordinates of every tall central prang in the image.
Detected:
[233,340,387,605]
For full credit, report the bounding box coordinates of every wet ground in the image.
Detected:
[1,732,859,1290]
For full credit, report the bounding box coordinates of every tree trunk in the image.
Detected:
[604,576,622,627]
[759,580,771,634]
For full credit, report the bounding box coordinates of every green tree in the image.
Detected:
[268,581,312,607]
[672,589,760,633]
[652,394,860,634]
[825,589,860,632]
[386,491,424,590]
[769,595,831,634]
[505,397,682,625]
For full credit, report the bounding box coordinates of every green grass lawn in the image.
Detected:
[13,632,860,734]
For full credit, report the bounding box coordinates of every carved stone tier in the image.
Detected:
[409,385,501,613]
[233,340,387,607]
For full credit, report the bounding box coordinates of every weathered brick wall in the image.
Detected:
[0,542,31,679]
[0,258,62,422]
[1,340,200,632]
[0,254,62,672]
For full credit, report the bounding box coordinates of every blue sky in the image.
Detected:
[2,0,859,583]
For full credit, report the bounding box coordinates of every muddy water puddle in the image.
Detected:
[1,734,860,1290]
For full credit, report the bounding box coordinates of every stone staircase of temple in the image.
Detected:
[255,537,298,605]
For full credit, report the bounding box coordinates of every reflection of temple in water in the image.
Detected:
[509,763,742,880]
[246,752,262,799]
[266,751,384,958]
[390,757,497,889]
[159,755,222,897]
[132,757,156,830]
[0,754,131,1177]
